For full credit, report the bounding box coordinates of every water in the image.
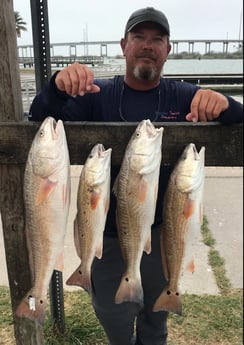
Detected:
[20,59,243,112]
[163,59,243,75]
[103,58,243,75]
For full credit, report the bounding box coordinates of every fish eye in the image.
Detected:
[39,129,45,137]
[135,131,141,138]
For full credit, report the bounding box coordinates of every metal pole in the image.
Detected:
[30,0,52,92]
[49,270,66,334]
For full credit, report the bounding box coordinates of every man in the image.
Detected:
[29,7,243,345]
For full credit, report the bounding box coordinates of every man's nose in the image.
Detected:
[142,38,153,49]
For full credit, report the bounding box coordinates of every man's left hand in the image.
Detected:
[186,89,229,122]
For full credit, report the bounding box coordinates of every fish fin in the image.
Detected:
[138,178,148,203]
[104,195,110,214]
[184,196,195,218]
[35,178,57,205]
[144,234,151,254]
[95,238,103,259]
[90,190,100,210]
[73,216,81,258]
[62,182,70,208]
[54,250,64,271]
[25,225,35,280]
[112,176,118,196]
[115,274,143,306]
[153,288,182,315]
[186,256,195,273]
[15,294,47,324]
[66,266,91,293]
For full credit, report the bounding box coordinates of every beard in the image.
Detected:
[133,64,158,81]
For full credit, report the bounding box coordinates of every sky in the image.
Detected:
[13,0,243,56]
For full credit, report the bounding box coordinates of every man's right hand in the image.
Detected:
[55,62,100,97]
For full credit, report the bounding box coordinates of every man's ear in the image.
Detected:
[167,43,172,55]
[120,38,126,54]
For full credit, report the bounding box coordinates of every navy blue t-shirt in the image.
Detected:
[29,74,243,236]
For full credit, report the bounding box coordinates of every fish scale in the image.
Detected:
[66,143,112,293]
[153,143,205,315]
[113,119,164,306]
[15,116,71,324]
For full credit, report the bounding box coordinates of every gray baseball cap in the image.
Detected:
[125,7,170,36]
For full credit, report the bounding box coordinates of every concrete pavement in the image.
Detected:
[0,167,243,294]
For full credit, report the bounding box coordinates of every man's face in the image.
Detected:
[121,22,171,82]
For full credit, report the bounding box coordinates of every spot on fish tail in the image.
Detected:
[153,288,182,315]
[16,293,46,324]
[183,196,195,218]
[90,190,100,210]
[138,178,148,203]
[115,274,143,306]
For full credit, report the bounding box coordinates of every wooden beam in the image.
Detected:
[0,1,44,342]
[0,0,23,121]
[0,121,243,166]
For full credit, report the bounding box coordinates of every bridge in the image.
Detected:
[19,55,105,68]
[18,39,242,59]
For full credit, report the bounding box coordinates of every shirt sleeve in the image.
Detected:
[216,95,243,124]
[28,71,94,122]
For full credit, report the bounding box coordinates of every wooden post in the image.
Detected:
[0,0,44,343]
[0,0,23,121]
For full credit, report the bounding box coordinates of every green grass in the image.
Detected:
[201,215,232,294]
[0,287,242,345]
[0,215,243,344]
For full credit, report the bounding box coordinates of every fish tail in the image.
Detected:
[66,266,91,293]
[115,274,143,306]
[153,288,182,315]
[15,295,46,324]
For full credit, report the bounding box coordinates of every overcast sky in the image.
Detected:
[13,0,243,55]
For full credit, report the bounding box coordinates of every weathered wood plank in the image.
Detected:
[0,121,243,166]
[0,1,44,342]
[0,164,45,343]
[0,1,23,121]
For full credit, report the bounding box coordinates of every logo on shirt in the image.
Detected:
[157,111,180,120]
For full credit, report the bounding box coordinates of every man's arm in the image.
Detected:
[186,89,243,123]
[29,63,100,121]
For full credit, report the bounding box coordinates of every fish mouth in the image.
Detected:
[97,143,105,158]
[43,116,63,141]
[175,144,205,192]
[86,143,112,174]
[50,117,61,140]
[145,119,164,137]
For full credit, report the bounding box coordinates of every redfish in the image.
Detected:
[66,143,112,293]
[153,143,205,315]
[113,119,164,305]
[15,117,71,324]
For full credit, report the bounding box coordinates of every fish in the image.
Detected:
[153,143,205,315]
[113,119,164,306]
[66,143,112,293]
[15,116,71,324]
